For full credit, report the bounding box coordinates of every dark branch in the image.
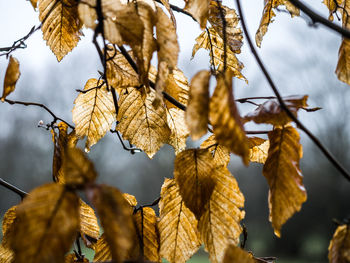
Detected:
[236,0,350,181]
[110,129,142,153]
[134,197,161,213]
[0,178,28,199]
[3,98,74,129]
[153,0,196,22]
[245,130,270,135]
[214,0,227,72]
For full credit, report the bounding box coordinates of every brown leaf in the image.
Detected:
[248,137,270,164]
[91,185,136,263]
[30,0,38,9]
[263,126,307,237]
[39,0,82,61]
[79,199,100,246]
[174,148,216,219]
[328,224,350,263]
[123,193,138,207]
[1,56,20,102]
[10,183,80,263]
[158,178,201,263]
[243,95,309,126]
[185,0,210,29]
[72,79,116,152]
[133,207,160,262]
[0,245,13,263]
[200,135,231,167]
[210,71,249,165]
[0,206,16,262]
[192,27,245,80]
[62,147,97,188]
[2,206,17,239]
[166,107,190,154]
[65,253,89,263]
[223,245,255,263]
[158,0,177,26]
[185,70,211,140]
[255,0,299,47]
[117,87,171,158]
[323,0,343,20]
[198,166,245,263]
[93,234,112,262]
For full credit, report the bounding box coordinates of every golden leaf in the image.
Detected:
[198,166,245,263]
[93,234,112,262]
[2,206,16,239]
[208,1,243,52]
[210,71,249,165]
[263,126,307,237]
[328,224,350,263]
[174,148,216,219]
[65,253,89,263]
[244,95,309,126]
[79,199,100,245]
[166,108,190,154]
[1,56,20,102]
[0,205,17,262]
[248,137,270,164]
[255,0,299,47]
[223,245,255,263]
[323,0,343,20]
[39,0,82,61]
[158,178,201,263]
[10,183,80,263]
[123,193,138,207]
[30,0,38,9]
[184,0,210,29]
[62,147,97,188]
[200,135,231,167]
[192,27,245,80]
[133,207,160,262]
[91,185,136,263]
[117,87,171,158]
[185,70,211,140]
[0,245,13,263]
[72,79,116,152]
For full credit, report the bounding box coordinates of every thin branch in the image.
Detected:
[236,0,350,181]
[0,178,28,199]
[134,197,161,213]
[153,0,196,22]
[110,128,142,153]
[3,98,74,129]
[287,0,350,38]
[245,130,270,135]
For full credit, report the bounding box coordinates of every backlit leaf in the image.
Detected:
[184,0,210,29]
[158,178,201,263]
[123,193,138,207]
[328,224,350,263]
[210,71,249,165]
[200,135,231,167]
[243,95,309,126]
[10,183,80,263]
[192,27,245,80]
[223,245,255,263]
[0,205,17,262]
[174,148,216,219]
[134,207,160,262]
[91,185,136,263]
[198,166,245,263]
[323,0,343,20]
[185,70,211,140]
[72,78,116,152]
[79,199,100,246]
[117,87,171,158]
[248,137,270,164]
[1,56,20,102]
[255,0,299,47]
[166,108,190,154]
[39,0,82,61]
[0,245,13,263]
[263,126,307,237]
[93,234,112,262]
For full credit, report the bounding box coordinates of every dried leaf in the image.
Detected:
[65,253,89,263]
[223,245,255,263]
[243,96,309,126]
[323,0,343,20]
[208,1,243,52]
[0,206,16,262]
[1,56,20,102]
[92,185,136,263]
[62,147,97,188]
[185,0,210,29]
[117,87,171,158]
[158,178,201,263]
[185,70,211,140]
[39,0,82,61]
[93,234,112,262]
[255,0,299,47]
[0,245,13,263]
[199,166,245,263]
[200,135,231,167]
[192,27,245,80]
[79,199,100,244]
[210,71,249,165]
[72,79,116,152]
[30,0,38,9]
[328,224,350,263]
[166,108,190,154]
[158,0,177,26]
[248,137,270,164]
[10,183,80,263]
[123,193,138,207]
[263,126,307,237]
[2,206,16,239]
[174,148,217,219]
[134,207,160,262]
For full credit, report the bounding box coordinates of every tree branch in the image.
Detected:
[236,0,350,182]
[153,0,196,22]
[0,178,28,199]
[3,98,74,129]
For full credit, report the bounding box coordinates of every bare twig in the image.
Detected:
[245,130,270,135]
[0,178,28,199]
[236,0,350,181]
[110,128,142,153]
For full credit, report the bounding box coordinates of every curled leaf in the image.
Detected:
[1,56,20,102]
[184,0,210,29]
[328,224,350,263]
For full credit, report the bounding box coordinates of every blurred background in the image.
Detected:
[0,0,349,262]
